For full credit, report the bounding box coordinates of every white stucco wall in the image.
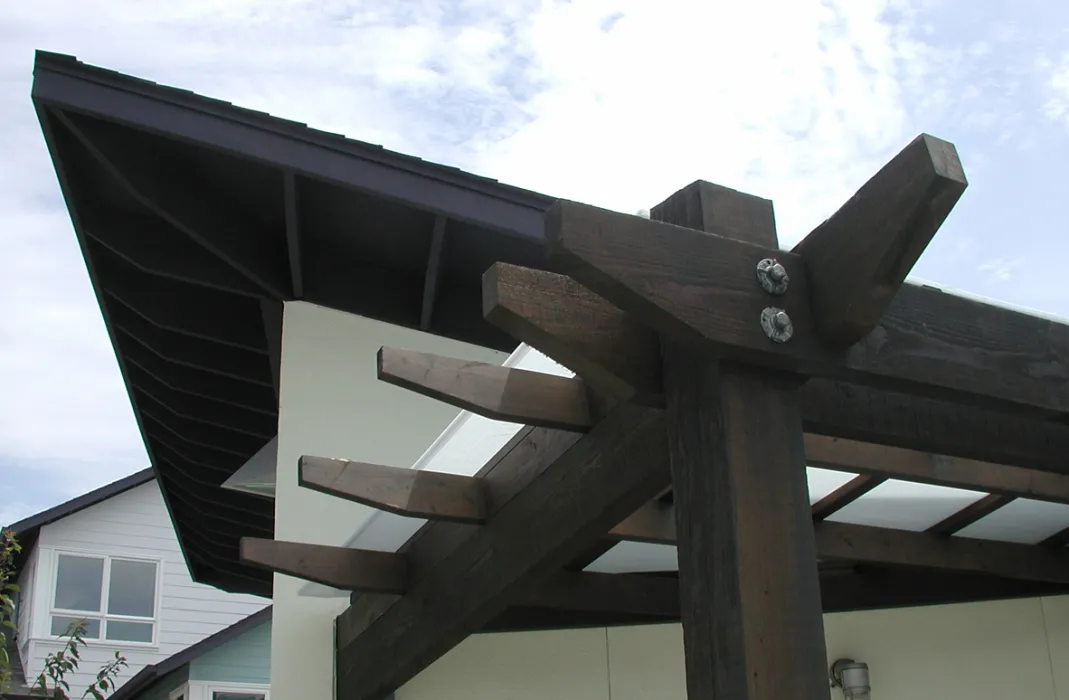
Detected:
[397,595,1069,700]
[271,301,508,700]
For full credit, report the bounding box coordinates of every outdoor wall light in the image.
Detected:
[830,658,871,700]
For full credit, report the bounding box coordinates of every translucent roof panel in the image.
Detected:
[584,542,677,573]
[955,499,1069,544]
[826,479,985,531]
[805,468,857,502]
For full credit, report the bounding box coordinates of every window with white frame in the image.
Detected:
[207,689,268,700]
[50,552,159,644]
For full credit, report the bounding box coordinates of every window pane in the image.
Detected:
[54,556,104,612]
[212,694,266,700]
[50,615,101,638]
[106,620,154,643]
[107,560,157,617]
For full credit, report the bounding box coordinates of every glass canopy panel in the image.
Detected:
[805,468,857,503]
[955,498,1069,544]
[826,480,985,531]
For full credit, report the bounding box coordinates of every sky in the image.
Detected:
[1,0,1068,525]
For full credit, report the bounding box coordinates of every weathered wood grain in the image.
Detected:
[543,198,1069,417]
[336,404,669,700]
[484,264,1069,476]
[793,134,967,347]
[239,538,406,593]
[654,182,828,700]
[298,456,487,523]
[377,346,594,431]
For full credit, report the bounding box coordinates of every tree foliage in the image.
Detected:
[0,530,128,699]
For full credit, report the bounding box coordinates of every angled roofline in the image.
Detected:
[28,50,563,595]
[4,467,155,536]
[31,51,556,239]
[108,606,273,700]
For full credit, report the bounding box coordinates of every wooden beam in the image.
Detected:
[655,183,829,700]
[376,346,594,431]
[124,362,277,439]
[1041,526,1069,548]
[484,265,1069,476]
[543,195,1069,419]
[483,263,661,405]
[793,134,967,347]
[336,403,669,700]
[109,301,272,386]
[135,393,266,456]
[420,216,447,331]
[96,253,270,354]
[609,503,1069,583]
[118,337,277,417]
[528,570,680,618]
[239,538,406,593]
[650,180,777,247]
[82,214,265,298]
[810,474,886,521]
[804,435,1069,505]
[926,494,1015,537]
[55,109,291,299]
[283,171,304,298]
[298,456,486,524]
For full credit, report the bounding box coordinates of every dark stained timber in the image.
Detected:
[239,538,407,593]
[377,346,595,431]
[298,456,487,524]
[655,183,828,700]
[546,198,1069,418]
[54,109,292,299]
[609,504,1069,584]
[793,134,968,347]
[337,403,669,700]
[484,263,1069,476]
[810,474,886,521]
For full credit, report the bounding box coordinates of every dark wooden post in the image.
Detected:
[652,183,830,699]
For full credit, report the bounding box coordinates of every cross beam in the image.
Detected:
[315,133,1052,700]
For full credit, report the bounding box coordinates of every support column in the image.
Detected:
[653,182,829,699]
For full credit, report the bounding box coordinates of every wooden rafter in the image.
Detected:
[317,132,1069,700]
[371,347,1069,504]
[608,502,1069,583]
[483,263,1069,475]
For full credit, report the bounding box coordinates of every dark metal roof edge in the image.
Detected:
[108,606,273,700]
[31,51,557,213]
[4,467,155,535]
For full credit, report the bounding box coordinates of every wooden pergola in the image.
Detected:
[240,134,1069,699]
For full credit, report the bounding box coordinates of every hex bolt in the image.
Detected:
[760,307,793,343]
[756,258,789,295]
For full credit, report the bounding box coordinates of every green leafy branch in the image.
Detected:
[0,530,127,699]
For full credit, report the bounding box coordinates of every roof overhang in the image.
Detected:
[29,51,557,596]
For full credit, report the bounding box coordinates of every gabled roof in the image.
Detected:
[109,606,272,700]
[30,51,559,595]
[4,467,155,578]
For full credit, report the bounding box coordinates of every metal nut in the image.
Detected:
[756,258,789,295]
[760,307,793,343]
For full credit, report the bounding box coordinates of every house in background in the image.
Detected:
[3,469,269,697]
[108,606,271,700]
[25,50,1069,700]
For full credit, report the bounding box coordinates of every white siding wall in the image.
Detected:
[272,301,507,700]
[395,595,1069,700]
[15,546,39,676]
[20,480,269,694]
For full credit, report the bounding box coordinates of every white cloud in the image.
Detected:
[0,0,1062,512]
